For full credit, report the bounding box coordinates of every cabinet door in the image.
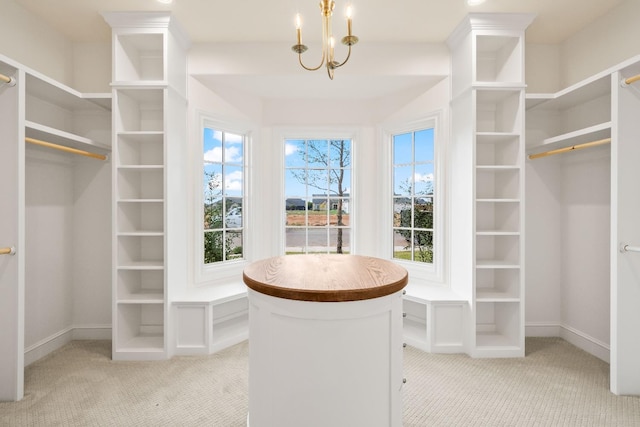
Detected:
[0,68,24,401]
[611,70,640,395]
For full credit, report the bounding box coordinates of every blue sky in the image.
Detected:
[203,128,243,199]
[202,128,434,202]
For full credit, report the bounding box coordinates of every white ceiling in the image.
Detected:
[12,0,625,100]
[13,0,624,44]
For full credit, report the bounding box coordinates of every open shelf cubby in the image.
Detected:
[117,269,164,302]
[116,303,164,351]
[476,35,522,83]
[114,33,164,82]
[475,301,520,348]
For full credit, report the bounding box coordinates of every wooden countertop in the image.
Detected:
[243,254,408,302]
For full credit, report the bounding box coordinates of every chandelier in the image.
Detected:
[291,0,359,80]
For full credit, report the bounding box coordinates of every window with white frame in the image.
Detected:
[392,127,435,264]
[202,126,245,264]
[284,138,351,254]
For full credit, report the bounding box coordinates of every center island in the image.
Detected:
[243,254,408,427]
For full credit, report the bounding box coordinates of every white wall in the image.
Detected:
[72,42,112,93]
[560,147,610,347]
[560,0,640,87]
[24,146,112,361]
[524,43,561,93]
[72,158,112,330]
[525,157,563,332]
[24,150,75,349]
[0,0,74,86]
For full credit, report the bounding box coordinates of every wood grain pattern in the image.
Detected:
[243,254,408,302]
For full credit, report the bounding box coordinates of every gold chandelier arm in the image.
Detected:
[330,44,353,69]
[298,50,327,72]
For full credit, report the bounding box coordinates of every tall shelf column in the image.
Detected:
[103,12,190,361]
[448,13,534,358]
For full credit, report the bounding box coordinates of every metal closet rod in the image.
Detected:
[0,72,16,86]
[25,136,107,161]
[528,137,611,160]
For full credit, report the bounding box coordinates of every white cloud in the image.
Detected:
[414,172,434,182]
[225,170,243,191]
[204,146,243,163]
[285,143,298,156]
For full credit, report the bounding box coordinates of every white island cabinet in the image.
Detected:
[243,254,408,427]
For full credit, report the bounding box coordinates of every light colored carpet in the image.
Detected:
[1,338,639,426]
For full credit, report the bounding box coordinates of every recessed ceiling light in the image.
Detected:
[157,0,173,4]
[467,0,486,5]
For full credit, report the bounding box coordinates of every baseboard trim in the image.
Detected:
[559,324,610,363]
[526,322,610,363]
[24,325,112,366]
[524,322,561,337]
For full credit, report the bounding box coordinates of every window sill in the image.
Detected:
[403,281,467,303]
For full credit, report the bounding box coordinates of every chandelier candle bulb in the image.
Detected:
[295,14,302,44]
[330,36,335,63]
[346,5,352,35]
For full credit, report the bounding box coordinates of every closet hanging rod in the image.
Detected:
[25,137,107,161]
[621,244,640,253]
[621,74,640,87]
[0,72,16,86]
[528,137,611,160]
[0,246,16,256]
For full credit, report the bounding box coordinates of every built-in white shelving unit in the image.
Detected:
[526,53,640,395]
[1,54,112,401]
[104,12,189,361]
[526,74,612,156]
[24,71,111,157]
[448,13,533,358]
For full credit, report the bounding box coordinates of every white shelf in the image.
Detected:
[112,81,167,88]
[476,132,520,140]
[476,231,520,236]
[476,260,520,269]
[476,165,520,170]
[117,294,164,303]
[25,121,111,154]
[476,293,520,302]
[117,165,164,170]
[117,261,165,270]
[476,198,520,203]
[527,122,612,156]
[525,75,611,112]
[118,198,164,203]
[117,231,164,237]
[25,72,112,111]
[473,82,527,90]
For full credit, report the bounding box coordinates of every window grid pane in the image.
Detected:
[285,139,351,255]
[393,128,435,264]
[203,126,245,264]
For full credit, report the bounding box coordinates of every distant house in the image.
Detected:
[285,198,306,210]
[311,194,350,213]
